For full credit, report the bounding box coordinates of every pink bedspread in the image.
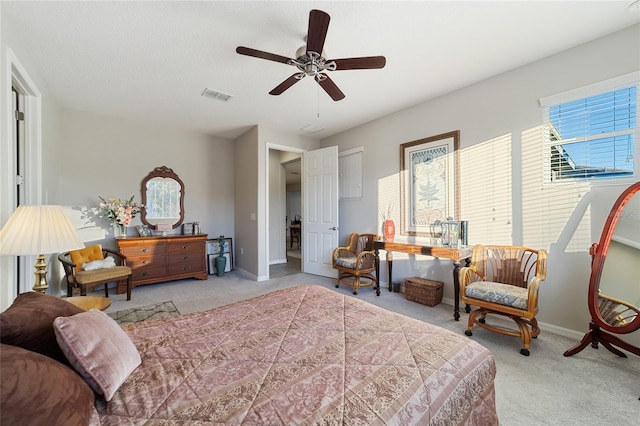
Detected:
[94,285,497,425]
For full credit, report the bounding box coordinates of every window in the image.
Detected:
[541,77,638,182]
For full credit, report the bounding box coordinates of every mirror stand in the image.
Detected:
[564,181,640,358]
[564,319,640,358]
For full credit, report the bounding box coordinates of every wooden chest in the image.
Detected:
[405,277,444,307]
[117,234,207,293]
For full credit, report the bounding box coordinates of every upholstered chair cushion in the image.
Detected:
[74,266,132,287]
[0,344,96,426]
[335,254,357,269]
[70,244,104,272]
[465,281,528,310]
[0,291,84,364]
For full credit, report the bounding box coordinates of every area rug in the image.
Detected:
[108,301,180,325]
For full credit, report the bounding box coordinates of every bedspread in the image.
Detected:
[93,285,498,425]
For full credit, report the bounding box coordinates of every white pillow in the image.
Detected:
[53,309,141,401]
[82,257,115,271]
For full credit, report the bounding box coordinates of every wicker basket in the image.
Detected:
[405,277,444,307]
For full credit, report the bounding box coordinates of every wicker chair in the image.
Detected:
[460,244,547,356]
[598,293,640,327]
[332,233,381,295]
[58,244,133,301]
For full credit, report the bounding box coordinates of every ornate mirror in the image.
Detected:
[565,181,640,357]
[140,166,185,230]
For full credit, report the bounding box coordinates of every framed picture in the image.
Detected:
[206,237,234,273]
[400,130,460,237]
[136,225,152,237]
[182,222,193,235]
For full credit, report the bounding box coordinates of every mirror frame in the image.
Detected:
[589,181,640,335]
[140,166,185,230]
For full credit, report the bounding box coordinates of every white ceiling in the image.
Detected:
[4,1,640,140]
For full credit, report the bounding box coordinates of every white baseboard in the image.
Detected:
[269,258,287,265]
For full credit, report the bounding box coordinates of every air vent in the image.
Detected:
[201,88,233,102]
[301,124,325,134]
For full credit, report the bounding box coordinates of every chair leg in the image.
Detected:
[512,317,532,356]
[353,277,360,295]
[126,275,132,301]
[80,285,87,296]
[104,283,109,297]
[67,282,73,298]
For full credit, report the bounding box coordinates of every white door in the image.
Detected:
[303,146,339,277]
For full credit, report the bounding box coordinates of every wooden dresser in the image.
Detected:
[116,234,208,292]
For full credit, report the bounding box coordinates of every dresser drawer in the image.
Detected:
[132,266,167,281]
[167,241,204,255]
[168,252,203,265]
[168,259,204,276]
[121,244,166,258]
[128,257,165,269]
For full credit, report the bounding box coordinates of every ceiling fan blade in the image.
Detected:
[315,75,345,101]
[236,46,292,65]
[330,56,387,70]
[306,9,330,55]
[269,74,303,95]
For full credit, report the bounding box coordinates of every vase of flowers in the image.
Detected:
[99,196,143,239]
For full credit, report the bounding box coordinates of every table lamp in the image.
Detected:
[0,205,85,293]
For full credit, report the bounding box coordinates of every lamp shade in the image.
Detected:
[0,205,85,255]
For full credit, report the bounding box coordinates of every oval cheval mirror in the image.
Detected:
[564,181,640,358]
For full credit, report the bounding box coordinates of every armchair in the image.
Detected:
[460,244,547,356]
[58,244,133,301]
[332,233,381,295]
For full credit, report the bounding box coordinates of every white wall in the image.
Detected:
[57,107,235,239]
[321,24,640,338]
[1,9,64,308]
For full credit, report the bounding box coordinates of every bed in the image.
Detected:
[0,285,498,425]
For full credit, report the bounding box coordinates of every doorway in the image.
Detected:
[268,148,302,278]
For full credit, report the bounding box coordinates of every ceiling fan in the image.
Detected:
[236,9,386,101]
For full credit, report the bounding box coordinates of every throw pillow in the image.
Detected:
[82,256,116,271]
[0,291,84,364]
[53,309,141,401]
[0,343,95,426]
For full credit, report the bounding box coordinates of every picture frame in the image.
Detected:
[400,130,460,237]
[182,222,193,235]
[136,224,152,237]
[206,237,234,273]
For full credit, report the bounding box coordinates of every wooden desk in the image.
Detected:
[374,241,472,321]
[65,296,112,311]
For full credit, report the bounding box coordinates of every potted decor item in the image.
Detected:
[215,235,227,277]
[379,204,395,242]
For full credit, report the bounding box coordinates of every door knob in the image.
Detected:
[329,226,338,231]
